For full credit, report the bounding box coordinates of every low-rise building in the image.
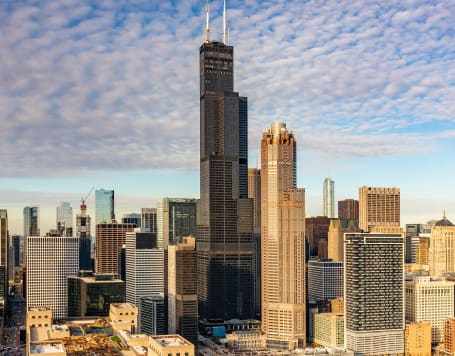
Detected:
[149,334,194,356]
[314,313,344,348]
[404,321,432,355]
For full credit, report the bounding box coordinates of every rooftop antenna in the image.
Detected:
[205,0,210,43]
[222,0,227,44]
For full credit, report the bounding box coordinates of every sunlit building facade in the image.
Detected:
[323,178,335,218]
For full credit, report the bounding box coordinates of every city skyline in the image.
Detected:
[1,0,454,234]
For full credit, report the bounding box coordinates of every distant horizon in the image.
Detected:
[1,0,453,234]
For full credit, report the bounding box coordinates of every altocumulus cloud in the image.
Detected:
[1,0,454,177]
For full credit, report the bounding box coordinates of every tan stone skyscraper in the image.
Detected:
[261,122,306,350]
[358,186,400,232]
[429,214,455,276]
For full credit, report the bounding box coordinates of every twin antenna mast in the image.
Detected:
[205,0,228,44]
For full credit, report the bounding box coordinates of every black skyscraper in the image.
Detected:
[198,23,254,320]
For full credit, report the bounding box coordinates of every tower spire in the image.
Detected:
[222,0,227,44]
[205,0,210,43]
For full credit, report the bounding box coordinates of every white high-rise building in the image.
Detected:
[26,236,78,319]
[307,259,343,302]
[344,232,404,354]
[405,276,454,344]
[125,230,164,333]
[323,178,335,218]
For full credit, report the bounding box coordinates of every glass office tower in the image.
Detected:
[95,189,115,225]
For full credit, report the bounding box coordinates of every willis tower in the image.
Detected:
[198,0,255,321]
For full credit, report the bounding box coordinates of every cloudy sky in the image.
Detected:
[1,0,454,234]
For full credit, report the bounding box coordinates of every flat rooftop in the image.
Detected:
[30,342,65,354]
[29,306,51,312]
[111,303,136,309]
[152,334,190,347]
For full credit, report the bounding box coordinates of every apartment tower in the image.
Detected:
[261,122,306,349]
[323,178,335,218]
[358,186,400,232]
[344,232,404,354]
[337,199,359,221]
[197,4,254,321]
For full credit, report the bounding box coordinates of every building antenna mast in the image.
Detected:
[222,0,227,44]
[205,0,210,43]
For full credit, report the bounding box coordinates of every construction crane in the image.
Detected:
[81,186,95,206]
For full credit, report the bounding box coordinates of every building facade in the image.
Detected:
[314,312,344,348]
[56,202,73,237]
[167,236,198,346]
[306,216,330,258]
[121,213,141,227]
[76,200,92,271]
[125,230,164,333]
[261,122,306,349]
[140,296,167,336]
[95,189,115,225]
[429,215,455,276]
[344,232,404,354]
[95,221,135,274]
[26,236,79,319]
[323,178,335,218]
[337,199,359,222]
[404,322,432,355]
[0,209,8,301]
[67,271,125,317]
[198,35,254,320]
[405,276,454,344]
[141,208,157,233]
[327,219,360,262]
[157,198,197,248]
[307,259,343,302]
[358,186,400,232]
[24,205,40,236]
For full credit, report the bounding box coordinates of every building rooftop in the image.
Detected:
[29,306,51,312]
[30,342,65,354]
[151,334,190,347]
[111,303,136,309]
[434,213,454,227]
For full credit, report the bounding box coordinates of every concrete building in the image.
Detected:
[156,198,197,248]
[56,202,73,237]
[168,236,198,346]
[306,216,330,257]
[24,205,40,236]
[67,271,125,317]
[95,221,135,274]
[314,312,344,348]
[429,214,455,276]
[26,236,79,319]
[404,321,432,355]
[149,334,194,356]
[95,189,115,225]
[323,178,335,218]
[307,259,343,302]
[198,32,255,321]
[405,276,454,344]
[337,199,359,222]
[109,302,138,334]
[248,167,262,317]
[344,232,404,354]
[327,219,360,262]
[125,230,164,333]
[261,122,306,349]
[358,186,400,232]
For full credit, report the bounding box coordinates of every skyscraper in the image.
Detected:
[261,122,306,349]
[95,189,115,225]
[56,202,73,237]
[141,208,157,232]
[248,168,261,317]
[23,206,40,236]
[95,221,135,274]
[26,236,79,319]
[0,209,8,300]
[76,199,92,270]
[337,199,359,221]
[168,236,198,346]
[323,178,335,218]
[344,232,404,354]
[358,186,400,232]
[122,213,141,227]
[327,218,360,262]
[157,198,197,248]
[197,4,254,321]
[428,214,455,276]
[307,259,343,302]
